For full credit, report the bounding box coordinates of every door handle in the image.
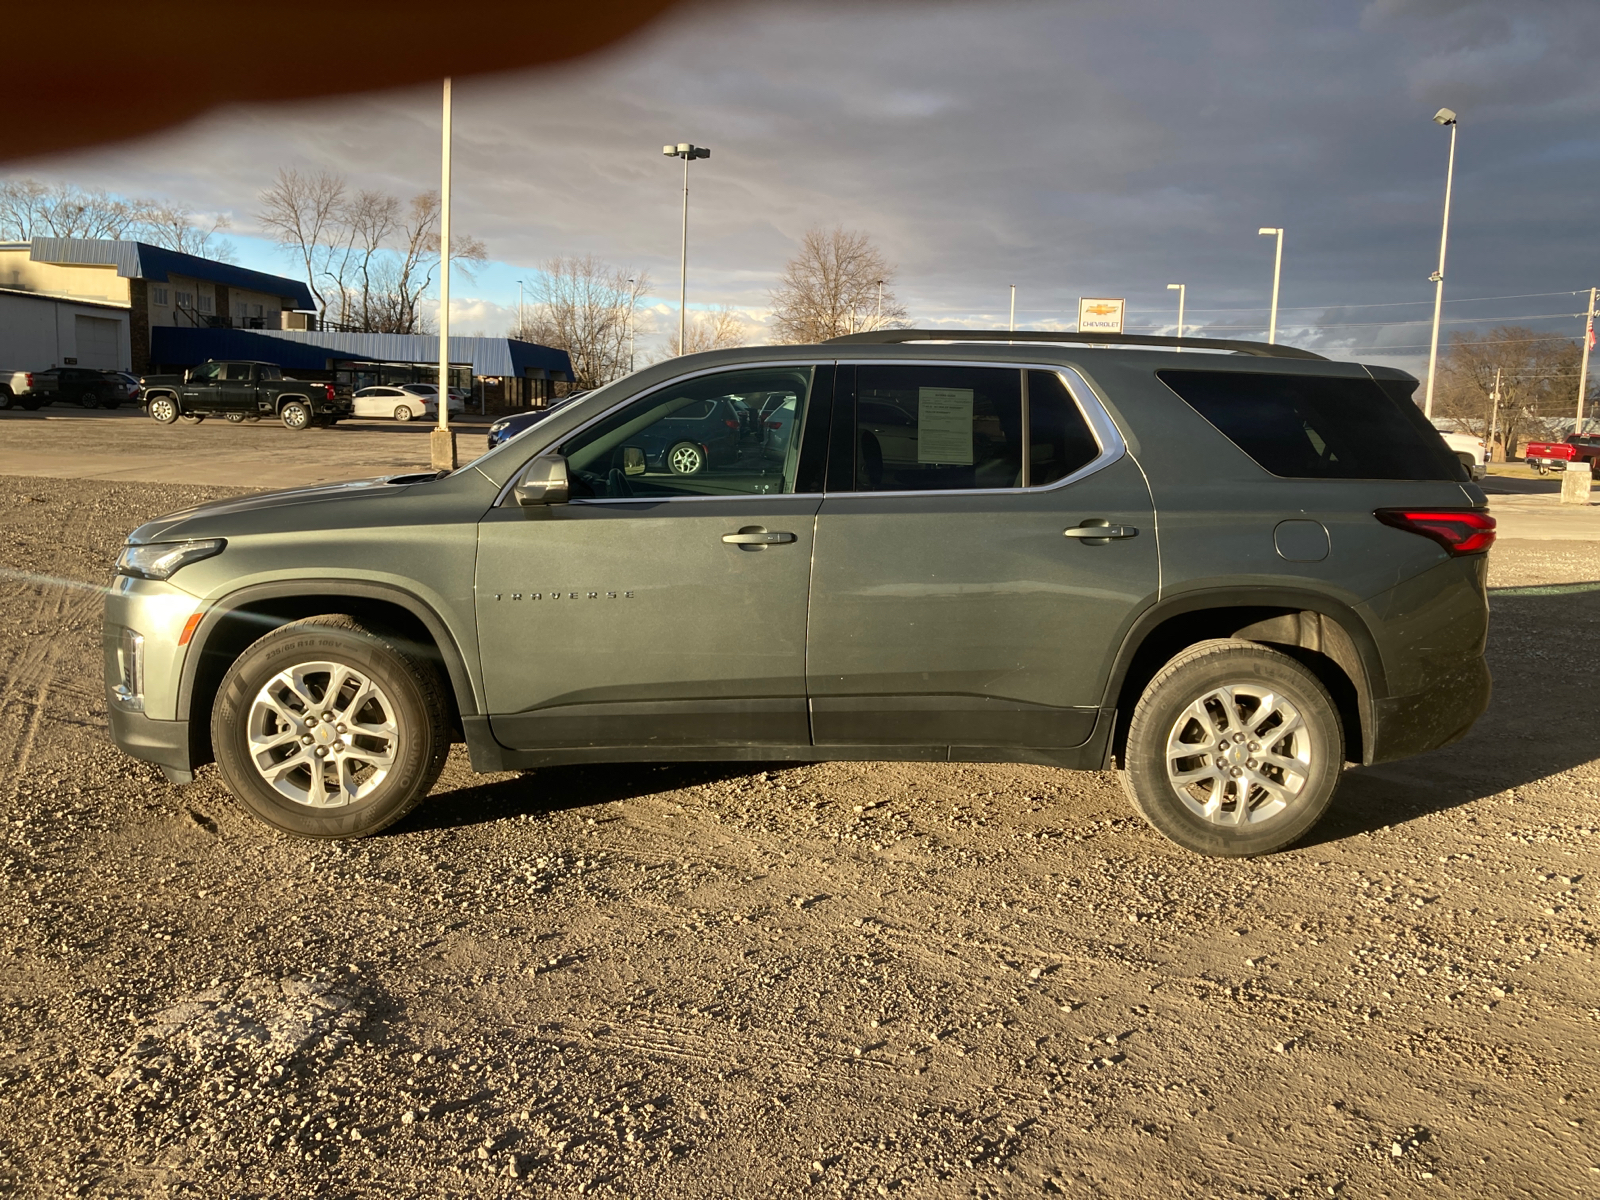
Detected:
[722,529,797,546]
[1063,522,1138,541]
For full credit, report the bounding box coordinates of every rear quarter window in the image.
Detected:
[1157,369,1466,482]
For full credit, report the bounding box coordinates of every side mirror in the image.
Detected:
[514,454,570,507]
[621,446,646,476]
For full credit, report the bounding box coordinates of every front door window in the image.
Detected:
[562,366,818,499]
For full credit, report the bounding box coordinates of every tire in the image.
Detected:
[1535,464,1549,476]
[280,400,312,430]
[148,396,179,424]
[1120,639,1344,858]
[393,404,413,422]
[80,390,100,409]
[225,412,247,423]
[210,615,451,839]
[667,441,706,475]
[0,387,13,410]
[179,413,204,424]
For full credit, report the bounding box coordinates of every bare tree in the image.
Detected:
[1435,325,1587,455]
[141,203,237,263]
[665,306,747,356]
[256,168,346,322]
[769,226,908,343]
[515,256,649,389]
[339,190,400,331]
[361,191,487,335]
[0,178,149,240]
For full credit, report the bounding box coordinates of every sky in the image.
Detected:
[10,0,1600,370]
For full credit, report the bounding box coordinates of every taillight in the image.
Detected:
[22,373,32,387]
[1374,508,1496,555]
[725,419,740,429]
[766,421,782,429]
[324,383,336,401]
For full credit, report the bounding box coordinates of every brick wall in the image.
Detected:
[128,278,151,374]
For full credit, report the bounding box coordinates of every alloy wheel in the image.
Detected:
[245,661,399,808]
[1164,683,1312,825]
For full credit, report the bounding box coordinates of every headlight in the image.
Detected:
[116,538,226,581]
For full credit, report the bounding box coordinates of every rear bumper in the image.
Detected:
[1368,654,1491,764]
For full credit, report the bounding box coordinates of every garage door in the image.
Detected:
[74,315,121,368]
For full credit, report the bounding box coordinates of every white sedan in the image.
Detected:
[399,383,469,414]
[350,385,464,422]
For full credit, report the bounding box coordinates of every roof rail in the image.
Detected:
[823,328,1326,361]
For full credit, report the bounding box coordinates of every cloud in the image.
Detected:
[11,0,1600,368]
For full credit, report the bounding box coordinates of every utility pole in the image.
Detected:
[1577,286,1596,436]
[1488,366,1501,464]
[628,277,637,373]
[432,77,456,471]
[1424,107,1459,420]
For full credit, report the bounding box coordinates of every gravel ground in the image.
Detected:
[0,474,1595,1199]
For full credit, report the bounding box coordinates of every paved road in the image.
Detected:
[0,406,493,487]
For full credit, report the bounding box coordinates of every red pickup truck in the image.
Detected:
[1525,434,1600,476]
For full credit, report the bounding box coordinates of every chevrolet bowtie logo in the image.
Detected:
[1084,303,1118,316]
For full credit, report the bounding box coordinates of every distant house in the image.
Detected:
[0,237,315,374]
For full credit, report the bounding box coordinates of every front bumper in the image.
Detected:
[108,703,193,775]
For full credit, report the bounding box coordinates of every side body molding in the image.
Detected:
[175,580,481,723]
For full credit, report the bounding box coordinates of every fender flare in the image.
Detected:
[1101,585,1388,762]
[175,579,479,722]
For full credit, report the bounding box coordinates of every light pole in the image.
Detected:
[432,77,456,471]
[1577,285,1596,436]
[1166,283,1186,343]
[1257,228,1283,344]
[1423,107,1458,420]
[515,279,525,335]
[877,279,884,330]
[1008,284,1016,333]
[663,141,710,355]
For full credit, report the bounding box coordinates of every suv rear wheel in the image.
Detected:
[1121,639,1343,857]
[211,616,451,838]
[79,390,101,409]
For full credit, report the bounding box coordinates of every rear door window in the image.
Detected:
[1157,369,1466,481]
[853,365,1024,491]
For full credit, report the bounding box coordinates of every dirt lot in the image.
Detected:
[0,471,1596,1200]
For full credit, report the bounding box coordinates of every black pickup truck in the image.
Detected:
[141,360,352,430]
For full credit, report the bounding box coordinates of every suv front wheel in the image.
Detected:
[211,616,451,838]
[1121,639,1344,857]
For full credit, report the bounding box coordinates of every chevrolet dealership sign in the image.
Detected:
[1077,297,1125,334]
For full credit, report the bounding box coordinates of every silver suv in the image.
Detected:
[104,331,1494,856]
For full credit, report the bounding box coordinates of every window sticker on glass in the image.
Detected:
[916,387,974,465]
